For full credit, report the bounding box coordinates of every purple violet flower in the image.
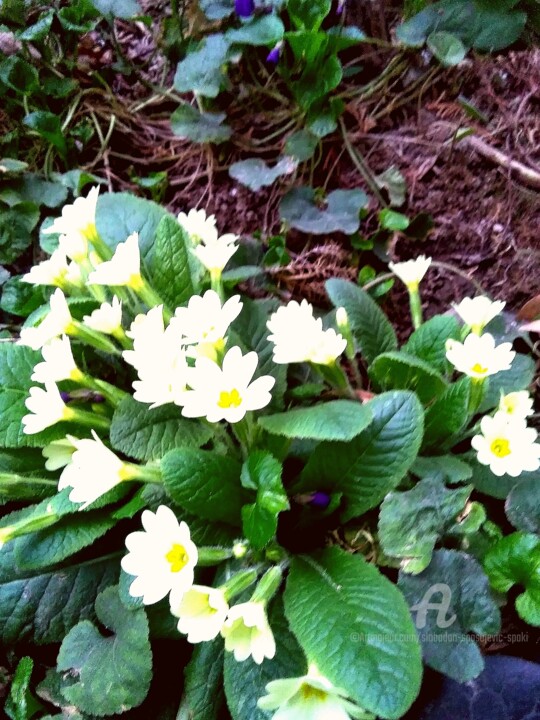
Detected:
[235,0,255,18]
[266,41,282,65]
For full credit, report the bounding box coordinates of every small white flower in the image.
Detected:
[22,381,72,434]
[170,584,229,643]
[58,232,88,263]
[31,336,81,384]
[88,232,141,287]
[445,333,515,379]
[22,249,69,287]
[471,413,540,477]
[121,505,198,605]
[388,255,432,290]
[498,391,534,421]
[66,261,84,288]
[170,290,242,354]
[177,208,218,244]
[453,296,505,335]
[267,300,347,365]
[42,436,79,471]
[258,667,369,720]
[58,431,130,509]
[124,305,166,371]
[181,346,275,423]
[193,232,239,274]
[43,186,100,243]
[83,296,123,335]
[19,288,73,350]
[221,601,276,664]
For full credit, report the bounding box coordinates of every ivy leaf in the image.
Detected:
[229,158,297,192]
[173,34,230,98]
[149,215,196,308]
[284,547,422,718]
[241,451,288,550]
[484,532,540,626]
[224,596,305,720]
[170,105,232,144]
[57,585,152,715]
[369,351,447,404]
[298,391,424,521]
[258,400,372,441]
[161,448,243,526]
[379,477,472,573]
[399,549,501,682]
[422,378,470,449]
[506,477,540,533]
[110,396,212,461]
[279,187,368,234]
[403,314,460,373]
[326,278,397,363]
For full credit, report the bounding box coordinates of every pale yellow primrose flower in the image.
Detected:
[169,290,242,357]
[31,335,82,384]
[445,333,515,379]
[170,584,229,643]
[192,232,239,274]
[471,413,540,477]
[58,431,132,509]
[42,186,100,245]
[42,436,79,471]
[177,208,218,244]
[22,381,72,434]
[121,505,198,605]
[58,232,88,264]
[388,255,431,290]
[22,249,70,288]
[19,288,73,350]
[83,296,123,335]
[123,305,167,372]
[498,391,534,421]
[180,345,275,423]
[453,296,506,335]
[88,232,141,287]
[267,299,347,365]
[258,667,370,720]
[221,600,276,664]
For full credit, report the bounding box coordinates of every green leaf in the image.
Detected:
[279,187,368,234]
[110,396,212,461]
[287,0,331,30]
[470,460,540,499]
[224,596,305,720]
[258,400,372,441]
[0,159,28,174]
[292,55,342,110]
[19,10,54,40]
[284,547,422,718]
[506,477,540,533]
[170,105,232,144]
[0,202,39,264]
[23,112,67,157]
[369,351,447,404]
[399,549,500,682]
[0,56,38,93]
[284,129,319,161]
[199,0,234,19]
[13,174,68,208]
[298,391,424,520]
[0,556,118,644]
[5,656,42,720]
[412,454,472,483]
[90,0,141,17]
[379,477,472,573]
[1,278,45,317]
[150,215,195,308]
[403,314,460,373]
[96,192,170,262]
[229,157,297,192]
[325,278,397,363]
[375,166,406,207]
[422,378,470,449]
[241,451,288,550]
[173,34,230,98]
[478,352,535,412]
[180,637,226,720]
[226,15,284,45]
[162,448,243,525]
[484,532,540,626]
[427,30,466,65]
[379,209,409,231]
[57,585,152,715]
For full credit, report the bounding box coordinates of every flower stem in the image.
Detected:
[468,378,485,415]
[80,374,128,406]
[133,276,172,321]
[251,566,282,603]
[408,287,423,329]
[71,321,121,355]
[210,269,225,301]
[69,407,111,431]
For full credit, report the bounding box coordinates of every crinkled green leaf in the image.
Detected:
[57,585,152,715]
[279,187,368,234]
[412,454,472,483]
[284,547,422,718]
[369,351,447,404]
[180,636,226,720]
[470,460,540,499]
[241,451,288,550]
[403,314,460,373]
[422,378,470,449]
[149,215,196,308]
[506,477,540,533]
[379,477,472,573]
[326,278,397,363]
[399,549,500,682]
[258,400,372,441]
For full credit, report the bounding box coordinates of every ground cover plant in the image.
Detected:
[0,187,538,719]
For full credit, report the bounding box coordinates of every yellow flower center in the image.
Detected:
[490,438,511,458]
[165,543,189,573]
[471,362,488,376]
[218,388,242,408]
[300,684,328,701]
